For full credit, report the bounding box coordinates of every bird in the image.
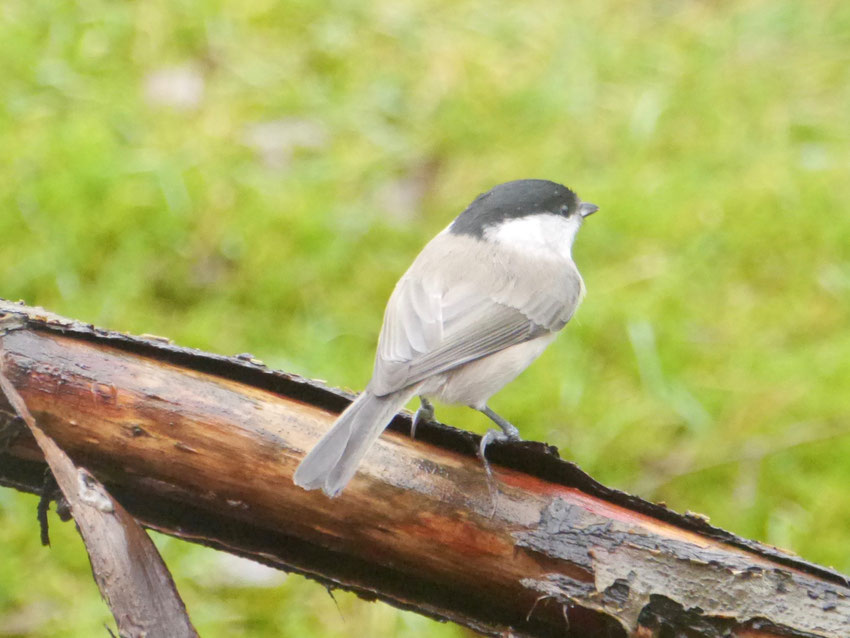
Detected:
[294,179,597,497]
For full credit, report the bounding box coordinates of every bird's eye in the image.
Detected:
[560,204,571,216]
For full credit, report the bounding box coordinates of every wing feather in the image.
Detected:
[368,233,583,396]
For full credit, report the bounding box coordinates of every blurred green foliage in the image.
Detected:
[1,0,849,635]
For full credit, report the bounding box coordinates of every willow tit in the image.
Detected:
[294,179,597,497]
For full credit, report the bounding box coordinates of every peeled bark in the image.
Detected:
[0,298,848,637]
[0,354,198,638]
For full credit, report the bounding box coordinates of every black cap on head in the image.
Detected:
[450,179,583,238]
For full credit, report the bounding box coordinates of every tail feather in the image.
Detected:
[293,388,414,497]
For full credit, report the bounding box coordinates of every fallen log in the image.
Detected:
[0,298,847,637]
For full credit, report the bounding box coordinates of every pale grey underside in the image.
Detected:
[369,232,584,396]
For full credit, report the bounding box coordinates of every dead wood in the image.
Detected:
[0,298,847,638]
[0,345,198,638]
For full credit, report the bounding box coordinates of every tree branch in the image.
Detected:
[0,350,198,638]
[0,298,847,638]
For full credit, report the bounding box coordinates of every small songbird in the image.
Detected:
[294,179,597,497]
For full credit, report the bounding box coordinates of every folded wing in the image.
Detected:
[369,235,583,396]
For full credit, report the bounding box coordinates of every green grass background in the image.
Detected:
[1,0,849,635]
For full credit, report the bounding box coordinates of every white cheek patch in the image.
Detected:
[484,213,581,260]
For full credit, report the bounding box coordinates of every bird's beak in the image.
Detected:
[579,201,599,218]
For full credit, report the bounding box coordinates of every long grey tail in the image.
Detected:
[293,388,414,498]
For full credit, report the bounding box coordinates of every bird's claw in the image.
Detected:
[411,397,436,439]
[478,427,522,472]
[477,427,522,518]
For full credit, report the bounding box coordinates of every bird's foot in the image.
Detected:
[477,426,522,476]
[411,396,436,439]
[477,406,522,516]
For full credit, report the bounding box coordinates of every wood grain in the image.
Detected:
[1,299,847,637]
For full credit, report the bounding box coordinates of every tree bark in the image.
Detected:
[0,353,198,638]
[0,298,847,638]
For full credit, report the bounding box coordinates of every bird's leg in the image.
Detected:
[478,409,521,476]
[411,396,436,439]
[477,406,522,514]
[480,406,521,442]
